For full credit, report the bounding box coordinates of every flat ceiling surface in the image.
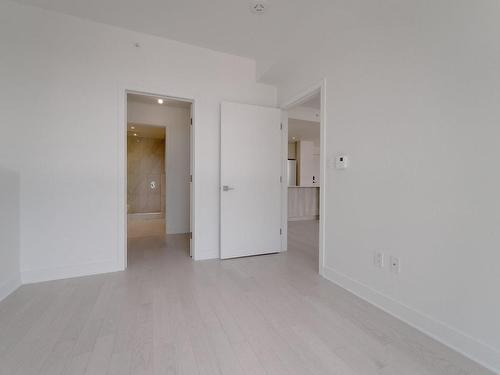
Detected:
[299,93,321,110]
[12,0,308,74]
[128,93,191,108]
[127,123,166,139]
[288,119,320,144]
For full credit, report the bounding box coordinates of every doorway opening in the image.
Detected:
[126,92,193,266]
[127,123,166,238]
[281,82,326,273]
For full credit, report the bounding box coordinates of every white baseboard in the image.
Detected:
[21,260,122,284]
[322,265,500,374]
[0,273,22,302]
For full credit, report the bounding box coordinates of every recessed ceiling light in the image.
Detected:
[292,137,296,140]
[157,98,164,104]
[133,133,137,136]
[130,126,135,130]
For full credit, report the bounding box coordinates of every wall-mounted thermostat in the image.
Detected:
[336,155,348,169]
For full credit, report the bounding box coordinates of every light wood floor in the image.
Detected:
[0,221,494,375]
[127,216,166,239]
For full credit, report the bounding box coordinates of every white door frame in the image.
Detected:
[280,79,327,275]
[118,87,197,269]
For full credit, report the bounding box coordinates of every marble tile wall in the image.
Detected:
[127,136,165,214]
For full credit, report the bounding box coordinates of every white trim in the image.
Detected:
[280,79,327,274]
[280,111,288,252]
[0,273,21,302]
[119,85,199,267]
[164,125,170,235]
[322,265,500,374]
[21,261,119,284]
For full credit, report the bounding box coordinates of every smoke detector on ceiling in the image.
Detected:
[250,0,268,15]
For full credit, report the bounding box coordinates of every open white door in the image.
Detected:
[220,102,282,259]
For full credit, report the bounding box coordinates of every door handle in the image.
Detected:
[222,185,235,191]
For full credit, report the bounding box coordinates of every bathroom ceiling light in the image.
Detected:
[130,126,135,130]
[157,98,164,104]
[133,133,137,136]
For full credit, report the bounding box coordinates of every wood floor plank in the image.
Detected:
[84,335,114,375]
[0,221,495,375]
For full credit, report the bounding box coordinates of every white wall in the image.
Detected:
[266,1,500,371]
[127,101,190,234]
[0,1,276,283]
[0,167,21,301]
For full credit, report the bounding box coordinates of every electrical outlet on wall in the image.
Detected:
[390,256,400,273]
[374,252,384,268]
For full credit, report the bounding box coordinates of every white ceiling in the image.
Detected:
[288,119,320,144]
[127,93,191,108]
[127,123,165,139]
[299,93,321,110]
[12,0,309,75]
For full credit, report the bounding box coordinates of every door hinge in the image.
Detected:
[280,176,282,183]
[190,118,193,125]
[280,122,283,130]
[188,232,192,239]
[280,228,282,235]
[189,174,192,183]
